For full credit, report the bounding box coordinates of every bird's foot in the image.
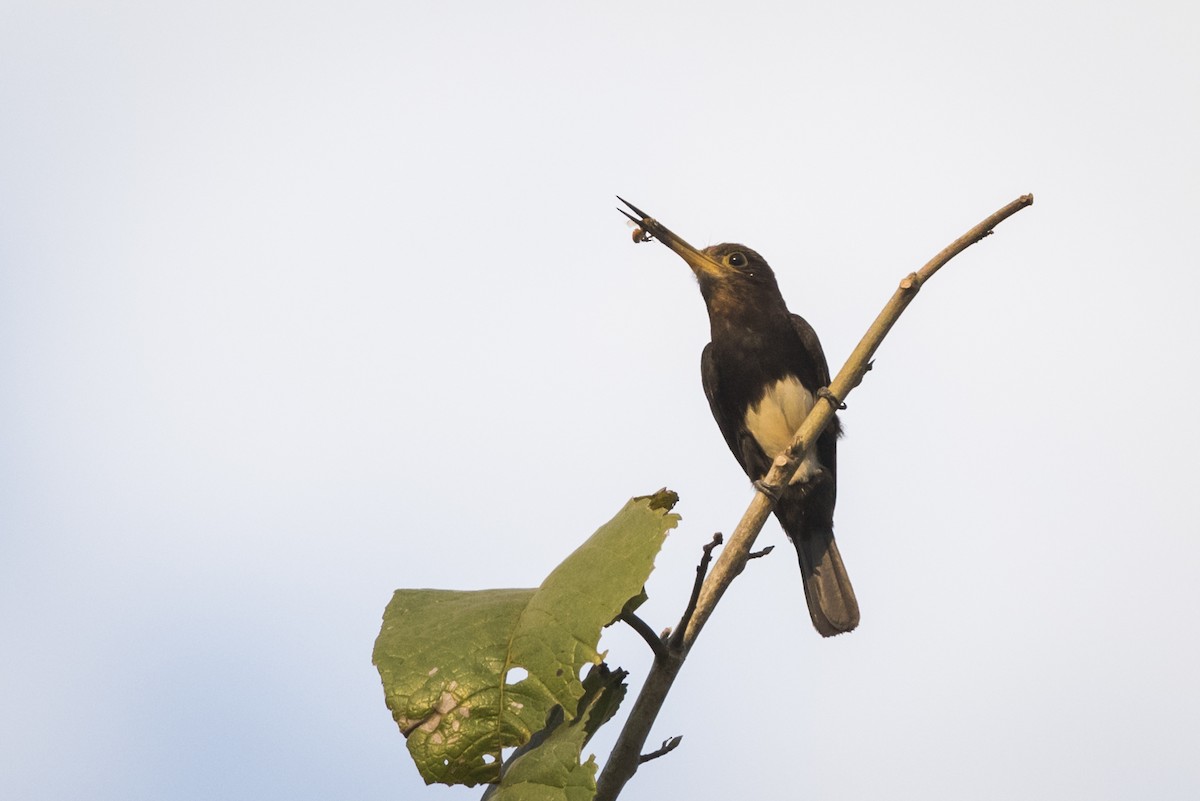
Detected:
[791,461,827,486]
[816,386,846,410]
[753,479,781,502]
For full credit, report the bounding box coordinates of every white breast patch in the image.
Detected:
[743,375,822,484]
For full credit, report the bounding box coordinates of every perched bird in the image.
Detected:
[619,198,859,637]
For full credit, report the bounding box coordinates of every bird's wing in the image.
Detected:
[701,342,739,458]
[789,313,839,473]
[788,313,832,388]
[702,341,772,479]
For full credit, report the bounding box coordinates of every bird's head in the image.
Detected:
[618,197,785,318]
[693,243,782,300]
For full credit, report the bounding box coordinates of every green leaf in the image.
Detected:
[576,663,627,747]
[481,705,599,801]
[373,490,679,786]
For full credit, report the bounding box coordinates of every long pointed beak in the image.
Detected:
[616,196,729,280]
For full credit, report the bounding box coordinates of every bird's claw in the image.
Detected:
[816,387,847,410]
[753,479,781,502]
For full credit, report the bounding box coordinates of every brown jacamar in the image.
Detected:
[619,197,859,636]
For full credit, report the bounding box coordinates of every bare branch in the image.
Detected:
[747,545,775,560]
[680,193,1034,651]
[620,612,668,662]
[639,735,683,764]
[668,533,723,652]
[594,194,1033,801]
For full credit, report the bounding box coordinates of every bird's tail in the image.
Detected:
[771,483,860,636]
[791,527,860,636]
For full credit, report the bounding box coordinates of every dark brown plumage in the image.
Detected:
[695,244,858,636]
[617,198,858,636]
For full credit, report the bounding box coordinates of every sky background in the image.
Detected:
[2,2,1198,800]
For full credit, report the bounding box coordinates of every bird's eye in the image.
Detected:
[728,252,747,267]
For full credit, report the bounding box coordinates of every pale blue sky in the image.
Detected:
[3,2,1198,800]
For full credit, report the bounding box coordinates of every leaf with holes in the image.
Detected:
[372,490,679,786]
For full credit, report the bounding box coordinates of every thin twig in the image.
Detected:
[668,533,723,651]
[619,612,668,662]
[639,736,683,764]
[593,194,1032,801]
[747,545,775,560]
